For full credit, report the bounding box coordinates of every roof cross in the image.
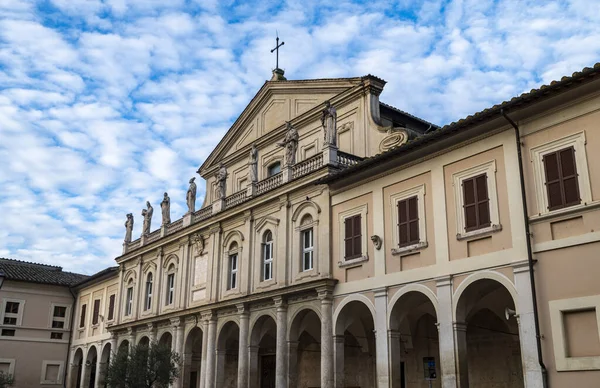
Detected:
[270,34,285,70]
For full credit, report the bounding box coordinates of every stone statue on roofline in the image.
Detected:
[141,201,153,236]
[124,213,134,243]
[186,177,197,214]
[248,144,258,183]
[216,163,228,200]
[321,100,337,147]
[161,192,171,225]
[277,121,299,165]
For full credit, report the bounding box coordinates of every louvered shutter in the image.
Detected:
[544,152,562,210]
[79,304,86,328]
[344,217,353,259]
[353,214,362,258]
[92,300,100,325]
[463,177,477,230]
[108,295,115,321]
[398,196,419,247]
[476,174,491,227]
[544,147,581,210]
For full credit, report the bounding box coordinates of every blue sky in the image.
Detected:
[1,0,599,274]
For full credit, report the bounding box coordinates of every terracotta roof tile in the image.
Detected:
[0,258,88,286]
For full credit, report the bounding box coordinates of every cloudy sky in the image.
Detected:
[1,0,599,274]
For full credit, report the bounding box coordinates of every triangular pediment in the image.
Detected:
[198,76,363,177]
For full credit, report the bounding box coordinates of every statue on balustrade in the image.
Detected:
[321,100,337,147]
[124,213,134,243]
[187,177,197,214]
[277,121,298,165]
[141,201,153,235]
[216,163,228,200]
[248,144,258,183]
[161,192,171,225]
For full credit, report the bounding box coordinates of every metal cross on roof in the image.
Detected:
[270,34,284,69]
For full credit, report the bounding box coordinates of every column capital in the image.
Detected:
[126,327,135,336]
[237,303,249,316]
[273,296,287,309]
[201,310,216,322]
[147,322,156,331]
[435,275,452,287]
[373,287,387,298]
[513,260,531,274]
[316,286,333,301]
[170,316,183,328]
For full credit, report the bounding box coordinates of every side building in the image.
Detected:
[0,258,88,388]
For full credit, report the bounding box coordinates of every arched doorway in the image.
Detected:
[216,321,240,388]
[159,332,173,349]
[98,343,111,388]
[70,348,84,388]
[455,278,524,388]
[249,315,277,388]
[84,345,98,388]
[288,308,321,388]
[184,326,204,388]
[334,300,376,388]
[389,290,440,388]
[138,336,150,348]
[118,339,129,355]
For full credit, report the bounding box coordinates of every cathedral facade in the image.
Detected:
[67,64,600,388]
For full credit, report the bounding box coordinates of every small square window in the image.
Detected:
[50,332,63,340]
[267,162,281,177]
[1,329,15,337]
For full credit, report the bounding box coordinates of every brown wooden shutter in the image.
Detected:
[92,300,100,325]
[544,147,580,210]
[344,214,362,259]
[353,214,362,257]
[108,295,115,321]
[462,174,490,232]
[79,304,86,328]
[344,217,353,259]
[398,196,419,247]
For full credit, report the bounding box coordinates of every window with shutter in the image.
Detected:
[92,299,100,325]
[543,146,581,211]
[398,196,419,247]
[344,214,362,259]
[79,304,86,328]
[108,294,115,321]
[462,173,491,232]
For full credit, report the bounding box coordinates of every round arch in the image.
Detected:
[333,294,376,333]
[387,284,439,328]
[452,270,519,321]
[138,336,150,347]
[222,230,245,249]
[216,317,241,338]
[249,311,277,336]
[291,200,321,222]
[287,305,321,340]
[159,331,173,348]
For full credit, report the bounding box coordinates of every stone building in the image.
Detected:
[66,63,600,388]
[0,258,88,388]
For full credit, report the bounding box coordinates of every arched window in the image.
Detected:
[267,162,281,177]
[262,231,274,281]
[228,242,239,290]
[300,215,314,271]
[125,279,134,316]
[144,273,153,311]
[166,265,175,306]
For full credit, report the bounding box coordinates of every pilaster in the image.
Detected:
[436,276,459,388]
[373,287,389,388]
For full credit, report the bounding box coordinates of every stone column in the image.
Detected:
[274,297,288,388]
[514,264,544,388]
[318,288,334,388]
[333,335,345,388]
[454,322,469,388]
[215,350,226,387]
[436,276,459,388]
[388,330,402,388]
[171,317,184,388]
[248,346,260,387]
[238,304,250,388]
[147,322,157,343]
[127,327,135,351]
[94,345,103,388]
[199,318,209,388]
[373,287,389,388]
[110,332,118,353]
[287,341,299,387]
[204,312,217,388]
[79,346,88,388]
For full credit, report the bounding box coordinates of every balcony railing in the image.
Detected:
[293,153,323,179]
[194,206,212,222]
[167,219,184,234]
[225,190,247,208]
[146,229,161,243]
[337,150,363,167]
[256,172,283,195]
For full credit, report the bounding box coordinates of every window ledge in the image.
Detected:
[256,279,277,290]
[392,241,428,256]
[338,255,368,268]
[457,224,502,241]
[529,201,600,224]
[90,324,99,329]
[295,269,319,281]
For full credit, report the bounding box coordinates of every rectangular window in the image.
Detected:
[52,305,67,329]
[344,214,362,259]
[263,242,273,281]
[145,279,153,311]
[1,329,15,337]
[166,274,175,305]
[229,254,238,289]
[79,304,86,328]
[125,288,133,316]
[3,301,19,326]
[50,332,63,340]
[398,196,419,247]
[462,173,491,232]
[92,299,101,325]
[108,294,115,321]
[543,146,581,211]
[302,228,314,271]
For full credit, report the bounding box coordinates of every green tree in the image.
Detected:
[0,371,14,388]
[104,342,180,388]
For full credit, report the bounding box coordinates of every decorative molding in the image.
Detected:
[370,235,382,250]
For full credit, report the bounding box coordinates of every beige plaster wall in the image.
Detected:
[331,193,375,284]
[72,276,118,347]
[1,340,68,388]
[444,146,513,261]
[383,172,436,274]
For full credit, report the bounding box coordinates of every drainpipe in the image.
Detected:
[501,109,548,388]
[65,286,77,388]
